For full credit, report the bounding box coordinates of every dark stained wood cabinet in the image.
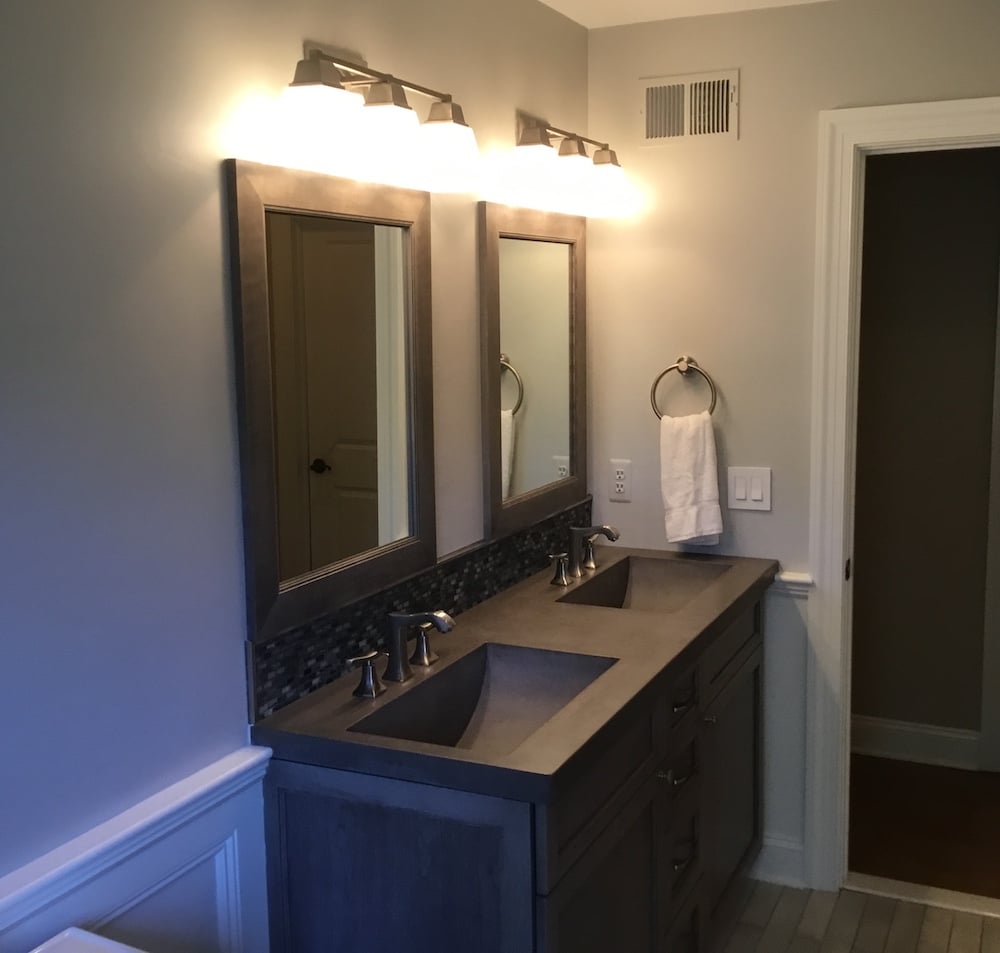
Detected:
[264,601,765,953]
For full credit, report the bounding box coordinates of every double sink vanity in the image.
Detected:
[225,158,778,951]
[253,547,777,953]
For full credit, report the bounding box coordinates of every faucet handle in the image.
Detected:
[582,536,598,572]
[347,650,386,699]
[409,621,441,668]
[549,552,570,587]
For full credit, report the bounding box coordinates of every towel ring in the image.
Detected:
[500,353,524,415]
[650,355,717,419]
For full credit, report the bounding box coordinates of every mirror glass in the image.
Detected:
[479,203,587,540]
[228,160,436,642]
[498,238,571,500]
[266,212,410,580]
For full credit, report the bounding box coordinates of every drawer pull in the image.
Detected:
[657,767,692,789]
[702,714,718,725]
[672,854,694,876]
[672,698,695,715]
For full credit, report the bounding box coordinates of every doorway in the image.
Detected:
[804,96,1000,893]
[846,147,1000,898]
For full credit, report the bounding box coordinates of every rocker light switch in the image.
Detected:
[728,467,771,511]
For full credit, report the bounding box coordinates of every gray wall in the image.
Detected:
[0,0,585,879]
[851,149,1000,732]
[587,0,1000,871]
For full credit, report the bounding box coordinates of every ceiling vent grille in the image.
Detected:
[641,70,739,143]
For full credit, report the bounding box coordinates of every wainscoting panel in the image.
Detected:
[752,571,813,887]
[0,747,270,953]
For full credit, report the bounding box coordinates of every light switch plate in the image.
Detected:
[727,467,771,511]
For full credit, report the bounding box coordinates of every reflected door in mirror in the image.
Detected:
[498,238,571,500]
[266,212,410,581]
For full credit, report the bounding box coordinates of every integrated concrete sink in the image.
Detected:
[348,643,616,756]
[557,556,732,612]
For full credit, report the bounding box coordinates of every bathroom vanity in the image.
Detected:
[253,548,777,953]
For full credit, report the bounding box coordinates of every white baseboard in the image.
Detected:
[752,833,806,887]
[0,746,271,953]
[851,714,980,770]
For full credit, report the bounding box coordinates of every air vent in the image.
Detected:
[641,70,739,143]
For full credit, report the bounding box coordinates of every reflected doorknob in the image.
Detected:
[309,457,332,474]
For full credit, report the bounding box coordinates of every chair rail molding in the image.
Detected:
[806,94,1000,891]
[0,746,271,953]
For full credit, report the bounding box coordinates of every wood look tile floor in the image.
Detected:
[720,882,1000,953]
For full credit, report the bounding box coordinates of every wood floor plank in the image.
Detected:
[981,917,1000,953]
[741,881,785,929]
[798,892,840,942]
[917,907,953,953]
[725,922,764,953]
[787,938,823,953]
[853,895,898,951]
[885,901,926,953]
[982,917,1000,953]
[820,891,868,953]
[756,887,812,952]
[948,912,983,953]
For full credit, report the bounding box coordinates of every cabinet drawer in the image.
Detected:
[661,799,700,919]
[663,883,704,953]
[660,730,700,803]
[665,664,699,731]
[700,603,759,700]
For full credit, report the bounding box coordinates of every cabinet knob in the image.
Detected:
[309,457,332,474]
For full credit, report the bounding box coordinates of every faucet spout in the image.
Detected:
[385,610,457,682]
[568,525,621,578]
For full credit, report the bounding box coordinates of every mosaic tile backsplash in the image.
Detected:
[252,498,592,720]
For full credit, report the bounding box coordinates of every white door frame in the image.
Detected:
[805,96,1000,890]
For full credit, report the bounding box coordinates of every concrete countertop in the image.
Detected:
[252,547,778,803]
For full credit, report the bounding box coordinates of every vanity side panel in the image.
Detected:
[265,759,534,953]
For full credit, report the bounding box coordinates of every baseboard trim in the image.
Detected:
[851,715,979,770]
[752,833,806,887]
[0,746,271,932]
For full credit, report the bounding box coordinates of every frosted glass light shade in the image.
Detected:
[418,116,480,193]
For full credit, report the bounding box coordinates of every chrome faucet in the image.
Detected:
[568,525,620,578]
[385,610,456,682]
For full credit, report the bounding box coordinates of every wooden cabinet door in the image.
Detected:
[538,776,658,953]
[265,760,534,953]
[700,643,762,921]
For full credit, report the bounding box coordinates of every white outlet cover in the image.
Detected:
[727,467,771,511]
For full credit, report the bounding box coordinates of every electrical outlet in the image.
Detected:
[553,455,570,479]
[609,458,632,502]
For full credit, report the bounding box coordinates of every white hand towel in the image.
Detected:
[500,409,516,500]
[660,410,723,545]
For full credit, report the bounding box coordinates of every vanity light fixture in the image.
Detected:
[508,112,637,217]
[516,113,624,177]
[285,48,479,189]
[285,51,366,115]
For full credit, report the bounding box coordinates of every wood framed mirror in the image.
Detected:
[479,202,587,539]
[226,160,436,642]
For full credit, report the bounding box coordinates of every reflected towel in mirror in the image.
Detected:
[501,409,516,500]
[660,411,722,545]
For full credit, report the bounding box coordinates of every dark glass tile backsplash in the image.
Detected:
[252,499,592,720]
